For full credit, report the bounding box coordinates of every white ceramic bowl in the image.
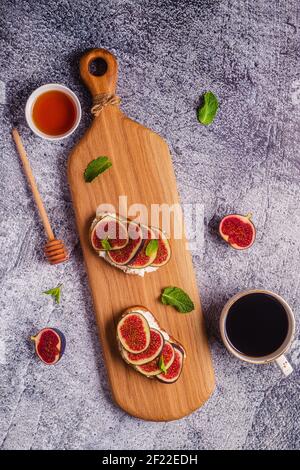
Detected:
[25,83,81,141]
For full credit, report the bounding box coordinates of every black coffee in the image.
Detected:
[225,293,289,357]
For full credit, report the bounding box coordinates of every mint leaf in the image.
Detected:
[197,91,219,126]
[159,355,167,374]
[43,284,62,304]
[161,286,194,313]
[145,239,158,258]
[84,156,112,183]
[101,238,112,250]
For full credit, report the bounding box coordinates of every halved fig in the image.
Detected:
[219,213,256,250]
[127,226,157,269]
[136,340,175,376]
[157,344,184,384]
[31,328,66,365]
[117,312,150,353]
[122,328,164,365]
[150,227,171,267]
[107,221,143,265]
[90,215,128,251]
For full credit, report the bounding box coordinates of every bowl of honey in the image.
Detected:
[25,84,81,140]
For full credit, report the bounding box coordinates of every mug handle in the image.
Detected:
[275,355,293,377]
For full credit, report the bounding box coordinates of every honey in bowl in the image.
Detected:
[32,90,77,137]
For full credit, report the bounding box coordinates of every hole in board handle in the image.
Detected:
[88,58,108,77]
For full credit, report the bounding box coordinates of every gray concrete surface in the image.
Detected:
[0,0,300,450]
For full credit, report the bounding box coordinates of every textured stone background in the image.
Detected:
[0,0,299,450]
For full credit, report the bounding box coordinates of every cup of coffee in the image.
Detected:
[220,289,295,376]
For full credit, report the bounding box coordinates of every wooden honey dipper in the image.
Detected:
[12,128,68,265]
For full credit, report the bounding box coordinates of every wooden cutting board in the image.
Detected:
[68,48,215,421]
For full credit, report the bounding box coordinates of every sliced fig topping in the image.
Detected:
[117,313,150,353]
[117,307,186,383]
[31,328,66,365]
[157,344,184,384]
[136,358,162,376]
[219,213,256,250]
[136,340,175,376]
[127,226,157,269]
[122,328,164,365]
[150,227,171,267]
[108,222,142,265]
[159,341,176,370]
[91,215,128,252]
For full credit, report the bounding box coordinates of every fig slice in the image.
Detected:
[90,214,128,252]
[117,312,151,353]
[159,341,176,369]
[107,221,143,265]
[135,358,162,377]
[127,226,157,269]
[150,227,171,267]
[31,328,66,365]
[219,213,256,250]
[122,328,164,365]
[136,340,175,376]
[157,344,185,384]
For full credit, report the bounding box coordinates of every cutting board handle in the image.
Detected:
[80,48,118,98]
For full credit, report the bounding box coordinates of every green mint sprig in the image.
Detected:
[197,91,219,126]
[43,284,62,304]
[161,286,194,313]
[84,156,112,183]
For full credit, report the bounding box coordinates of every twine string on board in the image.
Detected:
[91,93,121,117]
